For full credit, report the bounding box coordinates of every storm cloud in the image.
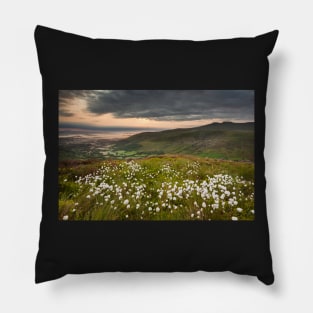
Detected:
[59,90,254,121]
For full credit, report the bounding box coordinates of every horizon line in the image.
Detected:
[59,120,254,132]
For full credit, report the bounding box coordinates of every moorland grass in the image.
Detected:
[59,155,254,221]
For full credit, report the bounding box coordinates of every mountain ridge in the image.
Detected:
[113,122,254,161]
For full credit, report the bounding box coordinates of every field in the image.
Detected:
[59,155,254,221]
[59,122,254,162]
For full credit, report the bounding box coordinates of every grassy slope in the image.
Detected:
[59,155,254,221]
[113,122,254,161]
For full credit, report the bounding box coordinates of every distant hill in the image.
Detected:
[113,122,254,161]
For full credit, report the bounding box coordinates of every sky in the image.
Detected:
[59,90,254,131]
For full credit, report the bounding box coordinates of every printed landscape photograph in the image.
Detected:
[59,90,255,221]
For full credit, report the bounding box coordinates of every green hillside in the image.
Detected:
[59,156,254,221]
[113,122,254,161]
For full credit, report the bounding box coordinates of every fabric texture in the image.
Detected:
[34,25,278,284]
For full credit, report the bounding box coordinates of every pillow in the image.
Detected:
[34,25,278,285]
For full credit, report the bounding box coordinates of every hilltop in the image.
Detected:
[112,122,254,161]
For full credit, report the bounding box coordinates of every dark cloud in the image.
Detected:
[59,109,74,117]
[59,90,254,121]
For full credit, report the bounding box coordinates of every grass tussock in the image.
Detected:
[59,155,254,221]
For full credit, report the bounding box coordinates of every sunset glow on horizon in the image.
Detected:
[59,90,254,132]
